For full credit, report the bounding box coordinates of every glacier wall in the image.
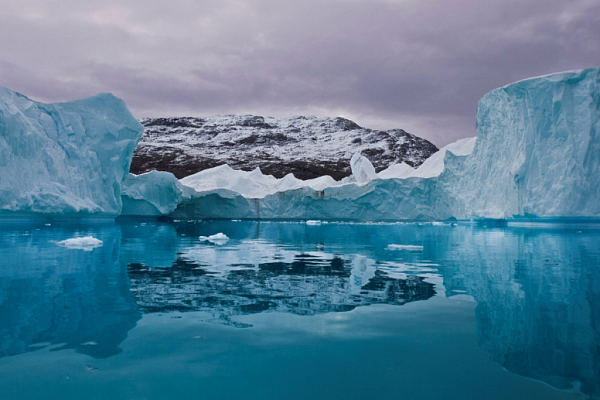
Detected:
[442,67,600,218]
[167,67,600,221]
[0,87,143,217]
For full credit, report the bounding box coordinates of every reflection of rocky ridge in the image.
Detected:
[127,252,435,323]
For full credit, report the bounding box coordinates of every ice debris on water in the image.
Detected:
[55,236,103,251]
[199,233,229,245]
[387,244,424,251]
[306,220,322,225]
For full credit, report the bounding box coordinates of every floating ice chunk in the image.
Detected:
[199,233,229,245]
[387,244,424,251]
[55,236,103,251]
[306,220,322,225]
[350,153,377,184]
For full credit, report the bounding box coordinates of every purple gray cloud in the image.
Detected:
[1,0,598,145]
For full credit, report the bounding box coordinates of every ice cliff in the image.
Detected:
[446,68,600,218]
[0,87,143,217]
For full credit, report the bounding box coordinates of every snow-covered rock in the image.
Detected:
[121,171,194,216]
[131,115,438,180]
[0,87,143,217]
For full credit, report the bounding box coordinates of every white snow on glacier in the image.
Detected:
[174,139,473,202]
[0,87,143,217]
[180,164,341,198]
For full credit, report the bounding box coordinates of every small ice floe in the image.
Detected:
[81,341,98,346]
[387,244,424,251]
[55,236,103,251]
[199,233,229,245]
[84,365,98,372]
[306,220,322,225]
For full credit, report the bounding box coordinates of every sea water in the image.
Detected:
[0,219,598,400]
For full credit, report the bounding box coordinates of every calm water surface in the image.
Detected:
[0,219,598,400]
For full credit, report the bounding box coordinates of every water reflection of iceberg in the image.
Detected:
[438,225,600,397]
[0,224,141,359]
[1,219,599,398]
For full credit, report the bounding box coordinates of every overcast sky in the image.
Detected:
[1,0,598,145]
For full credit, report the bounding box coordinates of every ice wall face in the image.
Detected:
[444,68,600,218]
[121,171,194,216]
[0,87,143,217]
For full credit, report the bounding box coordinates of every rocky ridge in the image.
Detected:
[130,115,438,180]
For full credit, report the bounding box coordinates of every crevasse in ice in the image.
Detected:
[0,87,143,217]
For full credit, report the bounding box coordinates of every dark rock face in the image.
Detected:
[131,115,439,180]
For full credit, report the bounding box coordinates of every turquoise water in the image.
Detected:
[0,219,599,400]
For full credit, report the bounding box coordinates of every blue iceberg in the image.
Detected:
[0,87,143,217]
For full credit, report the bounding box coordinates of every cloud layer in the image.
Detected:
[1,0,598,145]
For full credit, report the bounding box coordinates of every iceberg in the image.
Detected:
[167,68,599,221]
[121,171,194,216]
[350,153,377,184]
[180,164,341,198]
[444,68,600,218]
[0,87,143,217]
